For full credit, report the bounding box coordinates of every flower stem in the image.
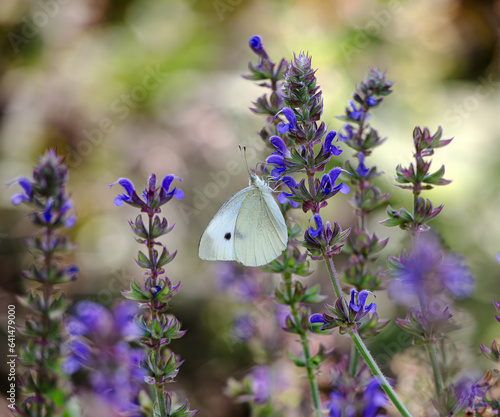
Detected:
[283,272,322,417]
[323,248,342,298]
[425,344,444,397]
[155,383,167,416]
[322,251,413,417]
[348,344,360,377]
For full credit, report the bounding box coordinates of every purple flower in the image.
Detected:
[389,238,474,308]
[357,153,369,177]
[110,178,143,207]
[308,214,323,238]
[270,136,291,158]
[42,198,54,223]
[266,154,287,180]
[113,301,141,337]
[249,35,262,50]
[366,97,377,107]
[75,301,113,335]
[276,108,296,134]
[320,168,350,196]
[249,35,269,60]
[277,176,299,208]
[338,124,354,142]
[159,174,184,202]
[350,289,376,314]
[10,177,32,205]
[249,366,272,403]
[309,313,326,332]
[323,131,343,156]
[328,391,347,417]
[63,338,91,374]
[315,289,377,333]
[362,378,388,417]
[111,174,183,208]
[66,318,88,336]
[348,100,363,120]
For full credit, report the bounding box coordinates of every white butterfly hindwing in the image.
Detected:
[198,175,288,267]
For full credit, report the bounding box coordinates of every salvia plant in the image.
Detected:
[110,175,197,417]
[8,36,500,417]
[10,149,78,417]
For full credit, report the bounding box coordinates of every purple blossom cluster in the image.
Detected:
[64,301,146,416]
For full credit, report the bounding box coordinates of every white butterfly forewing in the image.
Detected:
[198,187,251,262]
[198,175,288,267]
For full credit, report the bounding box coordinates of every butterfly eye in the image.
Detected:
[224,232,232,240]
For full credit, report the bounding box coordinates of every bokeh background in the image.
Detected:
[1,0,500,415]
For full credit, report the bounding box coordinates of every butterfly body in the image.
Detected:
[198,174,288,267]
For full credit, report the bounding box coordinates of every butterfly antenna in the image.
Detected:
[239,145,252,176]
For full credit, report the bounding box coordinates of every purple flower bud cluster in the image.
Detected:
[11,149,77,228]
[244,36,288,142]
[9,150,78,417]
[383,126,453,233]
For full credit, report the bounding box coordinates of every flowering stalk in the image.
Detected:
[245,37,327,416]
[382,126,479,416]
[111,175,196,417]
[335,70,393,383]
[338,69,392,293]
[9,149,78,416]
[382,126,454,402]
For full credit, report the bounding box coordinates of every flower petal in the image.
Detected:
[282,176,297,189]
[173,188,184,200]
[277,123,290,134]
[308,214,323,237]
[162,174,182,194]
[266,155,285,166]
[270,136,291,157]
[324,131,337,149]
[11,194,26,205]
[339,183,350,194]
[282,108,296,128]
[249,35,262,50]
[110,178,135,196]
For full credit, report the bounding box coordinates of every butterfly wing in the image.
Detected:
[198,186,253,261]
[234,186,288,267]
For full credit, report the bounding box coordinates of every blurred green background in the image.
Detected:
[1,0,500,415]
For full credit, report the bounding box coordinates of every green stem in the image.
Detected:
[322,250,413,417]
[425,344,444,397]
[348,343,360,377]
[350,330,413,417]
[323,248,342,298]
[283,273,322,417]
[155,383,167,417]
[148,213,167,416]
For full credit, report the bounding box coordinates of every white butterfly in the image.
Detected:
[198,173,288,267]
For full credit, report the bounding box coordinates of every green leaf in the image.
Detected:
[287,351,306,367]
[136,251,153,269]
[300,284,327,303]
